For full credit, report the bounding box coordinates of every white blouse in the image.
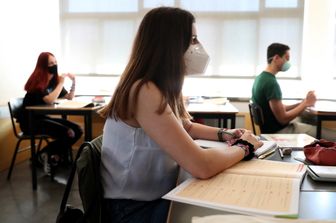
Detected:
[101,117,179,201]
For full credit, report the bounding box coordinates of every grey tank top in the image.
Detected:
[101,118,179,200]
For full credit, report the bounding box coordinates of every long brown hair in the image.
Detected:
[24,52,59,93]
[100,7,195,120]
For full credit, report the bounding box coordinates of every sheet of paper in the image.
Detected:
[194,139,229,149]
[261,134,316,149]
[55,100,94,108]
[224,159,306,179]
[192,214,333,223]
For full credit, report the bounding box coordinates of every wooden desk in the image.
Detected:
[187,101,238,129]
[168,137,336,222]
[26,103,102,190]
[306,100,336,139]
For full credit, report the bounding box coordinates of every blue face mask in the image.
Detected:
[281,60,291,72]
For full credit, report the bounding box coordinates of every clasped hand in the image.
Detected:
[225,129,263,151]
[58,73,76,83]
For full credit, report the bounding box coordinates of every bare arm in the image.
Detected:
[43,75,65,104]
[183,120,245,143]
[134,82,261,179]
[269,91,316,125]
[285,102,300,111]
[62,73,76,100]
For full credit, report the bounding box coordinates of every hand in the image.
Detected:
[305,90,316,107]
[239,130,263,151]
[62,73,75,81]
[58,75,65,84]
[223,128,245,144]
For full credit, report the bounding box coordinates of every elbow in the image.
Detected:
[278,119,288,125]
[276,115,290,125]
[192,170,213,180]
[44,98,54,105]
[189,164,218,180]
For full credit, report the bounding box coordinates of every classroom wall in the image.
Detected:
[0,0,336,171]
[0,0,336,106]
[0,0,60,106]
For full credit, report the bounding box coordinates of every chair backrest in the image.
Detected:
[77,135,103,223]
[57,135,103,223]
[8,98,24,138]
[248,102,265,135]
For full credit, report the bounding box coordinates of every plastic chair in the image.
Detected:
[7,97,51,180]
[248,102,265,135]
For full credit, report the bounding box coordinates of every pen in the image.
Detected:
[278,147,284,159]
[258,148,276,159]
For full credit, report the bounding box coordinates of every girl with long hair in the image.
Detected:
[99,7,262,222]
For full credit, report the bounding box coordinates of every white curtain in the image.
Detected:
[60,0,303,78]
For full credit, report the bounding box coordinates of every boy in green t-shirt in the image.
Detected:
[251,43,316,135]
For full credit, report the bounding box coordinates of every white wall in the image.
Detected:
[301,0,336,98]
[0,0,60,105]
[0,0,336,108]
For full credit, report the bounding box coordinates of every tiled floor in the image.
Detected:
[0,160,81,223]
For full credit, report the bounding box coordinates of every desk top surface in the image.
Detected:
[170,134,336,221]
[187,101,238,114]
[306,100,336,115]
[26,99,103,111]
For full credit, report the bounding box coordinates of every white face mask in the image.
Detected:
[184,43,210,75]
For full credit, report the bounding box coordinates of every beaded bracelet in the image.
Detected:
[232,139,255,161]
[70,83,76,92]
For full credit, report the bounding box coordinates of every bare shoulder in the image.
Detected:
[131,80,162,104]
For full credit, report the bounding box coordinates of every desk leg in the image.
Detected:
[84,113,93,141]
[223,118,228,129]
[29,111,37,190]
[316,116,322,139]
[223,116,236,129]
[231,116,236,129]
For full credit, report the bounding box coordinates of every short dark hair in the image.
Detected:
[267,43,290,64]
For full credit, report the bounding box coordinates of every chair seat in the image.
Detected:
[17,132,51,140]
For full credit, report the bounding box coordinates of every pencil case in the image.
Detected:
[303,139,336,166]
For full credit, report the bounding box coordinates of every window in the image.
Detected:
[60,0,304,78]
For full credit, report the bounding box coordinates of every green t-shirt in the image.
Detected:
[251,71,287,133]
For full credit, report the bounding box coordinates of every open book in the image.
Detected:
[163,159,306,218]
[195,139,277,158]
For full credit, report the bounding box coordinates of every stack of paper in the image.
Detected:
[307,165,336,182]
[261,134,316,149]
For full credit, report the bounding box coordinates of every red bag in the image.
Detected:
[304,139,336,166]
